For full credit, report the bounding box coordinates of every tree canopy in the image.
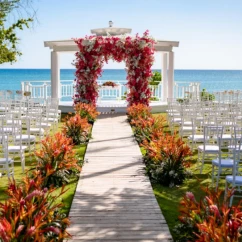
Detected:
[0,0,33,64]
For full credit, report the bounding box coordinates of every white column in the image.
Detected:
[162,53,168,102]
[167,51,174,99]
[51,51,60,100]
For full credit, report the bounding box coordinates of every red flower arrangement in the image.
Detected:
[102,81,118,87]
[73,30,156,106]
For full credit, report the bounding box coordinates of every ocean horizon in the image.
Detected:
[0,69,242,93]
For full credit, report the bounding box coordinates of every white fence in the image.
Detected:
[21,80,200,101]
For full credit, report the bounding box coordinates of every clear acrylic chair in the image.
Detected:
[224,136,242,206]
[211,137,234,188]
[7,118,28,172]
[198,125,224,173]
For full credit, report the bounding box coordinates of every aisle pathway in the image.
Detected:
[67,114,172,241]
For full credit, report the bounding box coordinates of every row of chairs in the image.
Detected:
[167,98,242,205]
[0,98,60,178]
[0,90,31,101]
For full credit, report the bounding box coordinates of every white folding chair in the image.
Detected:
[0,135,14,178]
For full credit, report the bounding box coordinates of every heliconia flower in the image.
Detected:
[8,183,17,192]
[227,219,241,232]
[29,180,35,188]
[26,226,35,236]
[186,192,195,201]
[53,149,61,157]
[205,196,213,205]
[43,226,60,234]
[209,205,221,218]
[16,225,25,237]
[20,198,25,206]
[25,190,43,201]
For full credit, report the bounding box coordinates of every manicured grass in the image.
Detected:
[0,114,88,218]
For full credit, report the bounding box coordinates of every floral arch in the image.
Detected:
[73,31,156,106]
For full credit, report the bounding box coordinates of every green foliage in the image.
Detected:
[149,71,162,85]
[0,0,33,64]
[176,98,189,104]
[149,96,159,101]
[201,88,215,101]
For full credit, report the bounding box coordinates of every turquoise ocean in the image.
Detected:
[0,69,242,92]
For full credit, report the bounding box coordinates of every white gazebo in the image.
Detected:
[44,23,179,104]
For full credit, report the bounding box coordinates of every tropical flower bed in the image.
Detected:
[127,104,191,187]
[174,188,242,241]
[0,102,98,241]
[73,31,155,106]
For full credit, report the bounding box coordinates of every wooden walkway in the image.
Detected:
[67,114,172,241]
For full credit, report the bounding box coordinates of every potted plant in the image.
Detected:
[149,71,162,100]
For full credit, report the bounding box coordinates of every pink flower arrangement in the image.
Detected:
[73,30,156,106]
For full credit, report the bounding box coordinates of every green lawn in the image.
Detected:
[0,114,88,218]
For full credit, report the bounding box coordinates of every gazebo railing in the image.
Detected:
[174,82,200,100]
[21,80,200,101]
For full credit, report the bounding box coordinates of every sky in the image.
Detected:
[1,0,242,70]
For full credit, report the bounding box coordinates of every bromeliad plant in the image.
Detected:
[127,103,151,122]
[34,132,81,188]
[62,114,91,145]
[131,115,165,143]
[127,104,191,187]
[74,102,99,124]
[0,175,71,241]
[142,133,192,187]
[174,188,242,242]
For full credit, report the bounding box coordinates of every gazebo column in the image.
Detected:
[51,51,60,100]
[167,51,174,99]
[162,53,168,102]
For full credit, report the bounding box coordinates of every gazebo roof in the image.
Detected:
[44,39,179,52]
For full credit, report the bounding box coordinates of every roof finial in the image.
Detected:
[109,20,113,28]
